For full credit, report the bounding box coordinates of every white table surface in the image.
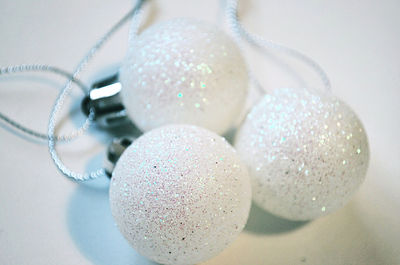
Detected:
[0,0,399,264]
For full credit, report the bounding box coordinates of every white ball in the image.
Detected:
[110,125,251,265]
[120,18,248,134]
[235,88,369,221]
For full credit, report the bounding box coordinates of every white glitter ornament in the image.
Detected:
[110,125,251,265]
[120,18,248,134]
[235,88,369,221]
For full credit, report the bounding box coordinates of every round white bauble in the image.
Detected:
[120,18,248,134]
[234,88,369,221]
[109,125,251,265]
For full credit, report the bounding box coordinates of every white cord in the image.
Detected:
[2,0,330,181]
[226,0,331,92]
[47,0,147,181]
[0,64,90,142]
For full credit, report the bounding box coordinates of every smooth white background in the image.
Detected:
[0,0,399,264]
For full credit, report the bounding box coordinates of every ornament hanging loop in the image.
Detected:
[226,0,332,92]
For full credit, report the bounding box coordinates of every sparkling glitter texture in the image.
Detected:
[234,88,369,221]
[120,18,248,134]
[110,125,251,265]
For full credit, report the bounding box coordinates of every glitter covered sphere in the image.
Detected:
[120,18,248,134]
[110,125,251,265]
[235,88,369,221]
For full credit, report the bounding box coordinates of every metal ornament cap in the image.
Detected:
[82,73,130,128]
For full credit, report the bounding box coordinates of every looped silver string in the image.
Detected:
[0,64,90,142]
[2,0,328,181]
[48,0,147,181]
[226,0,331,92]
[0,64,88,93]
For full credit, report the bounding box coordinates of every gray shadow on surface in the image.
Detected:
[223,127,237,145]
[66,153,159,265]
[244,202,309,235]
[67,153,159,265]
